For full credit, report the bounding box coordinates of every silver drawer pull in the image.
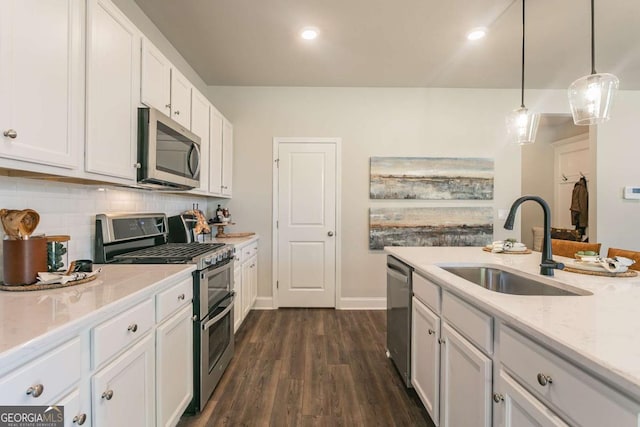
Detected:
[537,373,553,386]
[493,393,504,403]
[178,293,185,301]
[428,329,435,335]
[3,129,17,139]
[26,384,44,397]
[438,338,445,344]
[73,413,87,425]
[127,323,138,333]
[102,389,114,400]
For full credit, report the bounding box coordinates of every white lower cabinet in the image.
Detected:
[440,322,492,427]
[156,305,193,427]
[234,239,259,330]
[495,370,568,427]
[411,296,440,425]
[92,333,155,427]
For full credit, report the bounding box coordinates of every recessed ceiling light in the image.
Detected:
[300,27,319,40]
[467,27,487,41]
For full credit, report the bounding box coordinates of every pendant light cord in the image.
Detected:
[520,0,525,108]
[591,0,597,74]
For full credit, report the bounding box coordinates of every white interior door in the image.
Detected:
[275,139,338,307]
[553,137,590,229]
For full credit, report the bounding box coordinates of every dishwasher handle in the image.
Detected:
[387,267,408,284]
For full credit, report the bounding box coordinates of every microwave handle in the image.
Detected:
[187,143,201,178]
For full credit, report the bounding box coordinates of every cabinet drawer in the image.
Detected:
[412,272,440,314]
[238,241,258,263]
[156,277,193,322]
[442,291,492,355]
[500,325,640,427]
[92,299,154,368]
[0,337,81,404]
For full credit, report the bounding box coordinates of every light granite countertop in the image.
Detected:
[385,246,640,401]
[0,263,195,374]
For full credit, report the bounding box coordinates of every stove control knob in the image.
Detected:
[204,257,213,266]
[217,253,223,262]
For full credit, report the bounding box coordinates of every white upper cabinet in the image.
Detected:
[190,89,210,194]
[209,108,224,196]
[221,118,233,196]
[140,38,171,117]
[85,0,140,181]
[169,68,192,129]
[0,0,83,169]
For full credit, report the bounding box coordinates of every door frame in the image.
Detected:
[272,137,342,309]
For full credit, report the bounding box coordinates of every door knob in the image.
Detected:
[3,129,17,139]
[327,231,334,237]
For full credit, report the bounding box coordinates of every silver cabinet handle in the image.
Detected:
[127,323,138,333]
[102,390,114,400]
[73,413,87,425]
[192,315,198,321]
[327,231,334,237]
[26,384,44,397]
[165,103,171,109]
[428,329,435,335]
[438,338,445,344]
[174,110,180,115]
[3,129,17,139]
[134,162,141,169]
[493,393,504,403]
[178,293,185,301]
[537,373,553,386]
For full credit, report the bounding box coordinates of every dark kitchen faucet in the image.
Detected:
[504,196,564,276]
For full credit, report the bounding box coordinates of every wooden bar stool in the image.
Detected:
[607,248,640,271]
[551,239,601,258]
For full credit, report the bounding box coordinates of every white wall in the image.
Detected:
[0,177,210,279]
[208,86,576,304]
[596,91,640,252]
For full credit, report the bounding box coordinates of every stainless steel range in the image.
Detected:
[95,213,235,413]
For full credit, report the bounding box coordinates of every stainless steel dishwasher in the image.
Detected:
[386,255,413,387]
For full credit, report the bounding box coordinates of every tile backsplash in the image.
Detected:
[0,176,212,279]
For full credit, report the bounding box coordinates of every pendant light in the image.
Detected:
[568,0,619,125]
[506,0,539,145]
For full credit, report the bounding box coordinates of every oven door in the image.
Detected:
[198,259,233,316]
[199,291,234,408]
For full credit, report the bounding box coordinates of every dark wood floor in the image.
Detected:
[179,309,433,427]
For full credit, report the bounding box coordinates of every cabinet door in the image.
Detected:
[241,257,255,318]
[140,38,171,116]
[86,0,139,181]
[233,265,243,332]
[92,334,155,427]
[495,370,568,427]
[190,90,210,194]
[250,254,258,307]
[156,305,193,427]
[57,388,89,427]
[209,109,224,196]
[221,118,233,196]
[170,69,191,128]
[411,297,440,425]
[0,0,82,168]
[440,322,492,427]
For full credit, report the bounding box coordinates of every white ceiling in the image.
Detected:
[134,0,640,89]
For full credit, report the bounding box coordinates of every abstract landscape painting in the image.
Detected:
[369,207,493,250]
[370,157,494,200]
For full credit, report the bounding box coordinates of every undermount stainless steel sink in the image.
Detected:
[440,266,591,296]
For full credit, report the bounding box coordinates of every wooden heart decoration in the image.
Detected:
[0,208,40,240]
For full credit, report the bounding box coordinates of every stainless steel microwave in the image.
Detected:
[137,107,201,190]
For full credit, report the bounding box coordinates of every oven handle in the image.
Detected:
[202,294,235,331]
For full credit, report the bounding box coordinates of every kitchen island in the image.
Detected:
[387,246,640,426]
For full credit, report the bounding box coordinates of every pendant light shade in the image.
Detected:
[506,107,540,145]
[568,0,619,125]
[507,0,539,145]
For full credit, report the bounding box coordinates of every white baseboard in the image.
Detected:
[338,297,386,310]
[252,296,275,310]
